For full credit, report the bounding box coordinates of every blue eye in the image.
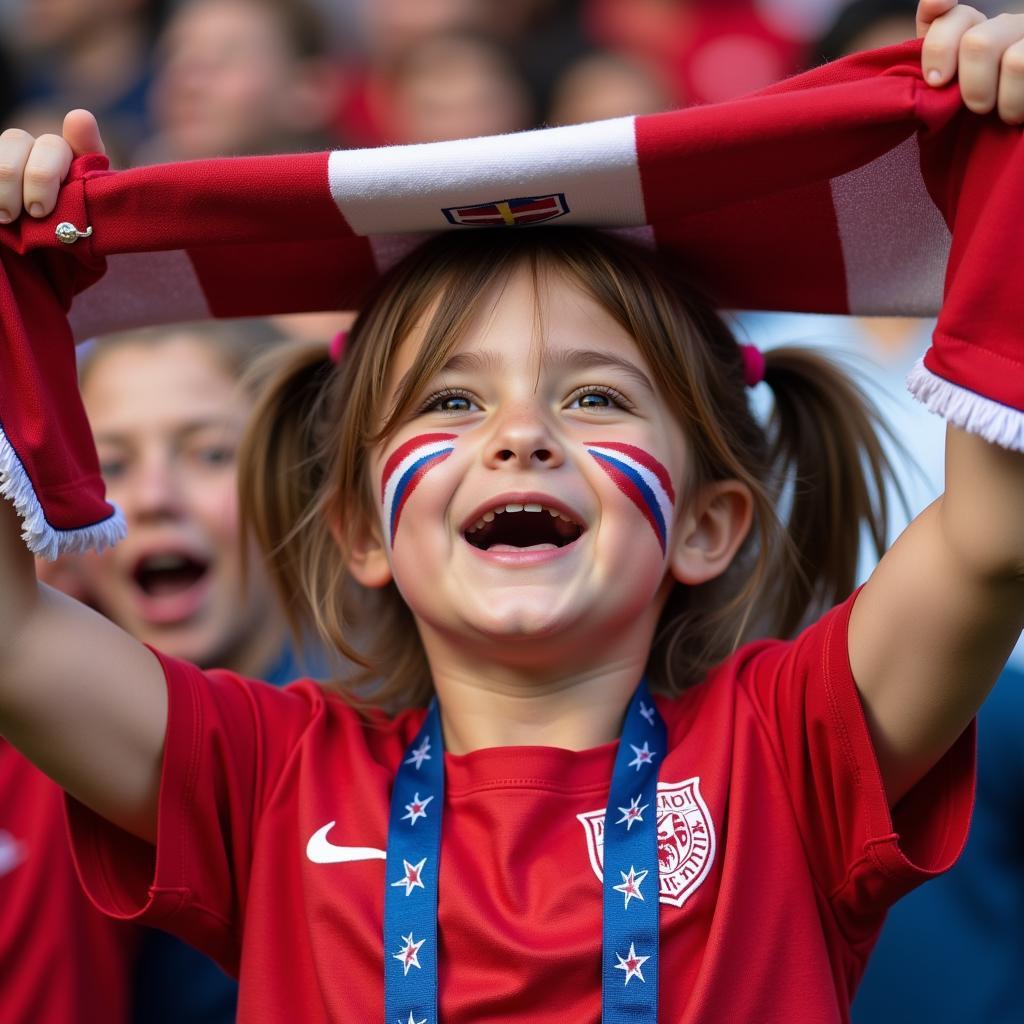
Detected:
[438,395,472,413]
[420,389,478,415]
[569,386,630,411]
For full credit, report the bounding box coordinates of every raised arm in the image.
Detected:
[0,500,166,841]
[845,3,1024,807]
[0,112,166,842]
[850,429,1024,805]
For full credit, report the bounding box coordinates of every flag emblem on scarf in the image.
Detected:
[577,778,716,909]
[585,442,675,554]
[381,433,457,546]
[442,193,569,227]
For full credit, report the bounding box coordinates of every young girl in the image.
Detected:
[1,4,1024,1022]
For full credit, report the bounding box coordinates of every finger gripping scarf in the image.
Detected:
[1,40,1022,558]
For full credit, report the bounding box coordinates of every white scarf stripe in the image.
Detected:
[328,117,644,237]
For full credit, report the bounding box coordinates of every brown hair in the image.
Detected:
[78,318,288,393]
[240,228,899,708]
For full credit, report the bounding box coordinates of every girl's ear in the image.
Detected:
[668,479,753,585]
[329,504,393,589]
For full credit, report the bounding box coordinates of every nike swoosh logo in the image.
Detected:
[0,830,26,879]
[306,822,386,864]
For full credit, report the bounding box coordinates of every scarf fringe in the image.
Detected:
[907,359,1024,453]
[0,424,126,560]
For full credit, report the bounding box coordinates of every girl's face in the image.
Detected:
[78,336,284,674]
[361,267,693,671]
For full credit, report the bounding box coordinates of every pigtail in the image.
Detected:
[238,334,435,706]
[760,345,907,634]
[238,341,336,643]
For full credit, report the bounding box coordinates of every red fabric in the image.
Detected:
[919,114,1024,410]
[0,40,1022,551]
[65,593,974,1023]
[0,741,139,1024]
[0,154,112,537]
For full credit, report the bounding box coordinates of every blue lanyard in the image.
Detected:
[383,680,667,1023]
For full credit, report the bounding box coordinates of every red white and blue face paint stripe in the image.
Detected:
[381,433,457,547]
[585,442,676,554]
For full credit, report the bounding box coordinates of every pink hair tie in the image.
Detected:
[328,330,348,363]
[740,344,765,387]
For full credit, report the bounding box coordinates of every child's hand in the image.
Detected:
[0,109,104,225]
[918,0,1024,123]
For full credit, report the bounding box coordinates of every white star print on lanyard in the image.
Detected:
[383,681,667,1022]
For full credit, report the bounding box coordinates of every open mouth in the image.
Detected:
[132,552,210,597]
[464,502,584,551]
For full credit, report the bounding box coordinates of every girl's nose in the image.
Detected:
[484,407,564,470]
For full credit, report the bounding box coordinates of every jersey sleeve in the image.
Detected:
[733,589,976,945]
[64,649,317,977]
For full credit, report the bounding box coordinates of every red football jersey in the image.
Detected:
[0,743,138,1024]
[66,593,974,1023]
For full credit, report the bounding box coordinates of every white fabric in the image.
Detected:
[328,118,646,236]
[0,424,126,559]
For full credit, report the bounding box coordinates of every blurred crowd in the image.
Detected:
[2,3,1023,1024]
[0,0,958,170]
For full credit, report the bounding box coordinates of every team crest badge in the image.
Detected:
[577,778,715,908]
[442,193,569,227]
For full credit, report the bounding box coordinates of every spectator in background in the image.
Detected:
[547,49,671,124]
[74,322,294,679]
[357,0,490,61]
[2,743,138,1023]
[379,30,535,144]
[40,319,331,1023]
[336,0,586,145]
[4,0,168,164]
[137,0,341,163]
[584,0,804,105]
[331,0,487,147]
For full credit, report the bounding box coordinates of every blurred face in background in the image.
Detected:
[17,0,143,51]
[77,334,284,674]
[385,33,532,144]
[548,52,671,126]
[362,0,486,59]
[149,0,336,158]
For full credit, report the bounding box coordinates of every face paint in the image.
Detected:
[584,442,676,554]
[381,433,457,546]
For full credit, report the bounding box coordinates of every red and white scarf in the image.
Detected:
[1,39,1021,558]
